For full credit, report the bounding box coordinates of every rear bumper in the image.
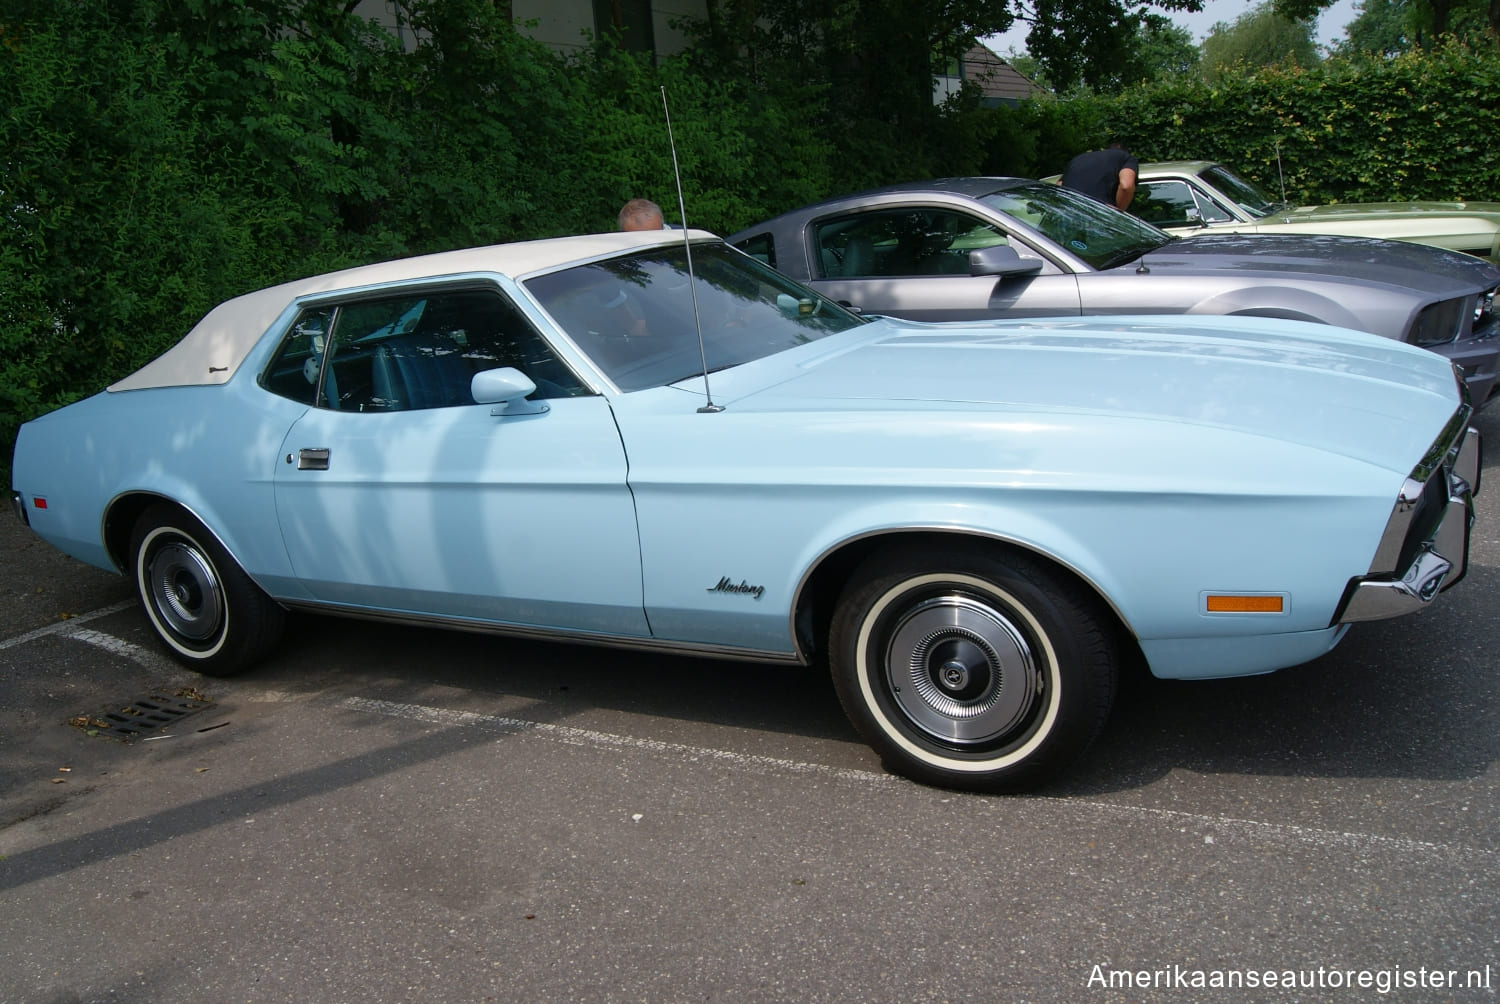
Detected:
[1335,422,1480,623]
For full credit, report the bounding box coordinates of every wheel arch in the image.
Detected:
[791,527,1145,673]
[1185,285,1377,333]
[103,492,242,578]
[1222,306,1326,324]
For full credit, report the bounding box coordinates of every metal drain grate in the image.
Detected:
[82,692,215,740]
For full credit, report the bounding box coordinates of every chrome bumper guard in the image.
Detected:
[1335,422,1480,624]
[11,491,28,528]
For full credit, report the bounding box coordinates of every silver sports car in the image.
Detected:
[728,178,1500,405]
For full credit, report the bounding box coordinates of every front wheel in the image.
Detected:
[129,503,284,676]
[829,544,1118,792]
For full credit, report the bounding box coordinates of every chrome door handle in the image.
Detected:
[292,448,330,471]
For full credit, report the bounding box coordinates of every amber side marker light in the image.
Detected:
[1206,595,1284,613]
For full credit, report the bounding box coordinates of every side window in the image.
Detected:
[1133,180,1201,227]
[261,308,337,407]
[261,288,588,412]
[813,209,1010,279]
[733,232,777,269]
[1190,187,1235,223]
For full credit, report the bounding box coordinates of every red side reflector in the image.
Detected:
[32,497,47,510]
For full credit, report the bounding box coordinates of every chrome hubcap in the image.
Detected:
[885,593,1039,746]
[148,541,224,642]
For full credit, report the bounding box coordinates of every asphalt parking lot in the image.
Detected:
[1,409,1497,1002]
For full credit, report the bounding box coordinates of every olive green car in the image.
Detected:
[1132,161,1500,263]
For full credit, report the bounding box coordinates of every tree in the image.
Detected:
[688,0,1019,186]
[1200,2,1319,83]
[1276,0,1497,43]
[1013,13,1197,91]
[1012,0,1204,91]
[1132,16,1200,80]
[1333,0,1418,55]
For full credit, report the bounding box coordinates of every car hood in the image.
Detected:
[1137,233,1500,294]
[695,314,1460,478]
[1287,200,1500,224]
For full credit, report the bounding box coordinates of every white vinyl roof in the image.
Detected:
[109,229,713,392]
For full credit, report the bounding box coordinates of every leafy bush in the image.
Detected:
[993,40,1500,205]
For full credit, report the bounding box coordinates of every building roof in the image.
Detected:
[960,44,1047,105]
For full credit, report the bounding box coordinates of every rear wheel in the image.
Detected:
[829,544,1117,792]
[129,503,284,676]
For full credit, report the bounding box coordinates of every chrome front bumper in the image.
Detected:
[1335,418,1480,624]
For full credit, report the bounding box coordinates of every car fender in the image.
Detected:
[102,474,310,603]
[780,489,1383,651]
[787,496,1137,634]
[14,384,309,598]
[1183,285,1366,330]
[632,487,1133,658]
[635,475,1388,664]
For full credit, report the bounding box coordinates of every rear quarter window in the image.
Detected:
[733,232,777,269]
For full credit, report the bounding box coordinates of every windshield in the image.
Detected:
[525,242,867,392]
[980,182,1172,270]
[1200,165,1282,218]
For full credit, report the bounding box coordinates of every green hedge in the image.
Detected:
[990,41,1500,206]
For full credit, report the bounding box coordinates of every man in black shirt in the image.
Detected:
[1060,142,1139,211]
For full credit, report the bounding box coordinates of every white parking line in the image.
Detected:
[0,600,136,652]
[341,695,903,787]
[343,695,1494,863]
[67,627,191,677]
[8,608,1495,865]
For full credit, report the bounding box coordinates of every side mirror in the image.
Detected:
[776,293,822,318]
[472,367,549,415]
[969,245,1045,278]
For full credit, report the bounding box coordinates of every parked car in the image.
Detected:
[1130,160,1500,263]
[10,230,1481,792]
[727,177,1500,405]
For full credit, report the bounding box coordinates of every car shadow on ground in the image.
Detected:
[241,552,1498,797]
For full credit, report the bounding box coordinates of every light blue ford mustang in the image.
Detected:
[9,230,1482,791]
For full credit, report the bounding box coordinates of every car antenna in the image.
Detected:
[662,85,723,414]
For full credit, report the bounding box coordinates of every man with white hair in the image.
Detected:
[618,198,666,231]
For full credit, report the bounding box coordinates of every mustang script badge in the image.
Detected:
[706,577,765,600]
